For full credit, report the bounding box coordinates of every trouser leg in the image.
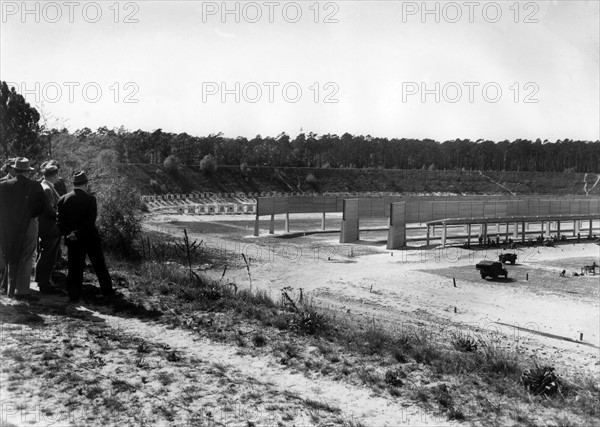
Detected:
[35,236,60,289]
[15,220,38,295]
[0,243,6,293]
[66,241,86,302]
[86,240,113,297]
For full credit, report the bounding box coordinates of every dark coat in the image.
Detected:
[38,180,61,238]
[0,175,45,259]
[54,178,68,197]
[57,189,101,241]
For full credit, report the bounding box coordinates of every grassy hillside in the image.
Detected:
[116,165,599,196]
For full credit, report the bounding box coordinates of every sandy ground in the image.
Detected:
[1,298,456,426]
[150,213,600,377]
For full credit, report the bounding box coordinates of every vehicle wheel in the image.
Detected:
[481,274,486,279]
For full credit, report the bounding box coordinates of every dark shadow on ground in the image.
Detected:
[0,302,45,326]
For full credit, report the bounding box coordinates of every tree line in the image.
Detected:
[45,127,599,173]
[2,81,599,173]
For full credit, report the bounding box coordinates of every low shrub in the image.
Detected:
[96,178,143,259]
[521,364,562,397]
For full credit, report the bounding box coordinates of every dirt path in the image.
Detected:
[1,295,456,426]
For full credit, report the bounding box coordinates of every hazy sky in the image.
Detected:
[1,0,598,141]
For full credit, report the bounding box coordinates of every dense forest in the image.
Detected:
[42,127,599,173]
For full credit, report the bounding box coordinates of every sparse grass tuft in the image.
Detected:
[452,334,478,352]
[303,399,341,414]
[291,306,329,336]
[384,368,406,387]
[521,364,562,397]
[252,333,268,347]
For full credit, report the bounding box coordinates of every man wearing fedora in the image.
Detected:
[0,158,46,298]
[57,171,113,303]
[35,163,63,294]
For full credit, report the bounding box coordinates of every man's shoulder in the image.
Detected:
[60,189,94,203]
[58,190,76,202]
[22,176,43,190]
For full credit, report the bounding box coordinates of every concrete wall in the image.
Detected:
[387,202,406,249]
[257,196,344,216]
[340,199,360,243]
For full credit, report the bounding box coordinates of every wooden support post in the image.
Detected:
[505,222,510,241]
[589,219,593,236]
[253,214,260,236]
[441,222,447,246]
[321,212,326,231]
[513,222,519,239]
[557,221,561,238]
[269,214,275,234]
[483,222,488,241]
[573,220,578,237]
[521,221,526,242]
[426,225,430,246]
[467,223,471,245]
[285,213,290,233]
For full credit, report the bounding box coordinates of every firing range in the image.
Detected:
[254,195,600,248]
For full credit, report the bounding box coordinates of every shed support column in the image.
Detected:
[521,221,526,242]
[557,221,561,238]
[322,212,326,231]
[573,220,578,237]
[513,222,519,239]
[541,221,545,239]
[467,224,471,246]
[505,223,510,241]
[426,225,430,246]
[285,213,290,233]
[253,215,260,236]
[589,219,593,236]
[269,214,275,234]
[483,223,488,242]
[441,222,447,246]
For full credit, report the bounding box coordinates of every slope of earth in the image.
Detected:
[117,165,599,197]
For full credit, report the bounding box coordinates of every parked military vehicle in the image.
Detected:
[499,253,517,264]
[476,260,508,280]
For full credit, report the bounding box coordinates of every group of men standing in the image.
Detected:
[0,157,113,304]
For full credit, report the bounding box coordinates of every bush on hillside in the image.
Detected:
[164,155,181,176]
[240,161,251,175]
[199,154,217,175]
[96,178,143,258]
[97,149,119,167]
[149,179,161,193]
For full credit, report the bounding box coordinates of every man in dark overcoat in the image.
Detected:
[0,158,46,298]
[57,171,113,302]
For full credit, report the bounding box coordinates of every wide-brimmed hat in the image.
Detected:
[72,171,89,185]
[12,157,34,172]
[41,159,60,171]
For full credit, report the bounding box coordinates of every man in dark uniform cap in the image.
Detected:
[57,171,113,303]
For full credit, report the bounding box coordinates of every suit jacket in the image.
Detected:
[57,188,101,242]
[54,178,68,197]
[38,180,61,238]
[0,175,45,258]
